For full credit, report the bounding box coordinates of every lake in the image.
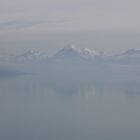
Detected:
[0,72,140,140]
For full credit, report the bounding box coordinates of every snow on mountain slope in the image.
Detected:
[52,44,101,61]
[121,49,140,56]
[110,49,140,64]
[12,50,48,63]
[53,45,81,59]
[1,47,140,65]
[80,47,100,58]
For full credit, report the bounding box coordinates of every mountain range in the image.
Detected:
[0,45,140,64]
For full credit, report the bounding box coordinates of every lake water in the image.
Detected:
[1,73,140,140]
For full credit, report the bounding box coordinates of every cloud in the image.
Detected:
[0,0,140,32]
[0,18,72,31]
[0,20,46,30]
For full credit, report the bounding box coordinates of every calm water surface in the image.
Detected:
[0,74,140,140]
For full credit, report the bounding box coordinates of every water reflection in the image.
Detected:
[1,73,140,99]
[1,74,140,140]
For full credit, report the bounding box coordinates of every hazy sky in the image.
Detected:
[1,0,140,32]
[0,0,140,54]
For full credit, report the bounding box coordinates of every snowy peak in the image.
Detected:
[13,49,48,63]
[109,49,140,64]
[80,47,99,58]
[62,44,78,52]
[18,50,45,59]
[54,44,81,59]
[121,49,140,56]
[53,44,100,61]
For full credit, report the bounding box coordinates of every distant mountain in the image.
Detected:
[111,49,140,64]
[12,50,48,63]
[121,49,140,56]
[1,47,140,65]
[52,44,101,62]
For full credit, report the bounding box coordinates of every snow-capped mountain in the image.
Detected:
[52,44,101,61]
[121,49,140,56]
[53,45,81,59]
[110,49,140,64]
[80,47,100,58]
[1,46,140,65]
[12,50,48,63]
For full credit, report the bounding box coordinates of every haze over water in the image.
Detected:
[1,0,140,139]
[1,68,140,140]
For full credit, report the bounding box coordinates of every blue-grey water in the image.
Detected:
[1,71,140,140]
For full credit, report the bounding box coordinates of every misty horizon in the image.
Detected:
[1,0,140,140]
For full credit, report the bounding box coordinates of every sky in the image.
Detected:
[1,0,140,32]
[0,0,140,54]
